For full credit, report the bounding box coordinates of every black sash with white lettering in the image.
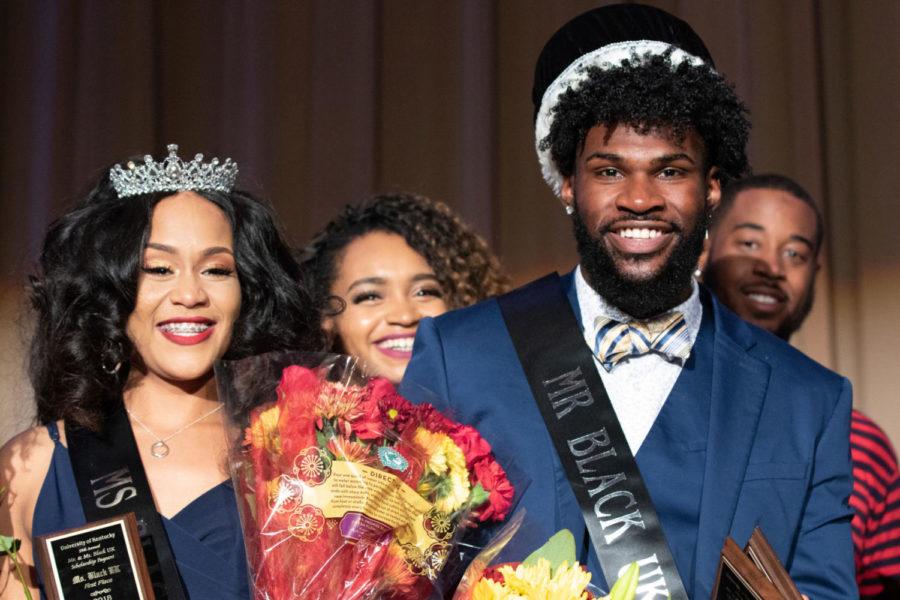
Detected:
[497,273,688,600]
[66,404,187,599]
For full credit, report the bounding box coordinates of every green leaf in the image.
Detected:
[468,483,489,507]
[522,529,577,574]
[0,534,21,556]
[608,562,640,600]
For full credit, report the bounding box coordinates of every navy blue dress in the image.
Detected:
[32,422,250,599]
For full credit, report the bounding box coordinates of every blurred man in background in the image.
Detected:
[705,173,900,599]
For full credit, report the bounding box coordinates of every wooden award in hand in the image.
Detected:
[35,512,155,599]
[711,527,804,600]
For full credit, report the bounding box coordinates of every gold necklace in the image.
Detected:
[126,404,223,459]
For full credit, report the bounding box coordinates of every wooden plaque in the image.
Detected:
[711,528,802,600]
[744,528,804,600]
[36,512,155,600]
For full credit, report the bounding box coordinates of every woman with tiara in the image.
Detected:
[0,145,320,599]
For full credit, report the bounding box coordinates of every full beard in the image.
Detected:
[573,202,708,320]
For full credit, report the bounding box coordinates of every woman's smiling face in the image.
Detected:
[126,191,241,386]
[325,231,448,383]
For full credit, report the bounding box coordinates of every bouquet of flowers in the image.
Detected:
[453,512,639,600]
[216,353,515,599]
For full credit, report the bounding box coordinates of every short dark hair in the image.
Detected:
[300,192,509,330]
[29,169,322,430]
[541,51,750,187]
[715,173,824,253]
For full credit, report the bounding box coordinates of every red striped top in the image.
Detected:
[851,409,900,599]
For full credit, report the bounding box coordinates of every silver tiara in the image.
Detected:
[109,144,238,198]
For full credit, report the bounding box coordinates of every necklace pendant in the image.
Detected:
[151,440,170,459]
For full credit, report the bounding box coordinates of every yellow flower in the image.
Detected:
[472,577,516,599]
[246,405,281,454]
[473,559,592,600]
[414,428,471,513]
[435,469,470,514]
[413,428,446,473]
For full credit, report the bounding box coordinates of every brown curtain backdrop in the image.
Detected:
[1,0,898,446]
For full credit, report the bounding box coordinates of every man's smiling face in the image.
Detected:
[705,188,820,339]
[562,124,720,318]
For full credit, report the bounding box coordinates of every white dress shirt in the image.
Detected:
[574,267,703,453]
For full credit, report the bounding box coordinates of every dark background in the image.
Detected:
[2,0,898,445]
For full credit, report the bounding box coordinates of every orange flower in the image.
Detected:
[380,541,420,591]
[315,381,365,421]
[327,436,376,465]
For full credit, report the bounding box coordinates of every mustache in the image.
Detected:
[744,275,786,289]
[741,276,789,301]
[572,205,705,319]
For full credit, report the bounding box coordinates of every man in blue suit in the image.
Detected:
[402,4,855,599]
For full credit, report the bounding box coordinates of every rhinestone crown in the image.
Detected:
[109,144,238,198]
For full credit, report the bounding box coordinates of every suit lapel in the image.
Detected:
[693,292,772,593]
[563,275,771,594]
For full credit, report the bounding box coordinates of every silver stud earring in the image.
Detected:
[694,268,703,279]
[565,205,574,215]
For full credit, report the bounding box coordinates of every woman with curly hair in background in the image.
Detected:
[0,145,319,599]
[301,192,508,384]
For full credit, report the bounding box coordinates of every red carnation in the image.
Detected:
[472,458,514,522]
[367,377,410,406]
[353,395,385,440]
[448,425,493,468]
[414,403,455,433]
[355,379,417,439]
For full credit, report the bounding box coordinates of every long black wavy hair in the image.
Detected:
[29,168,322,430]
[542,50,751,186]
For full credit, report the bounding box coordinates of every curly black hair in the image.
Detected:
[542,51,750,185]
[29,168,322,430]
[300,192,509,337]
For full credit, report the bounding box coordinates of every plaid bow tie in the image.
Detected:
[593,312,691,371]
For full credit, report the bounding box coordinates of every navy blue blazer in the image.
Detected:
[401,272,856,599]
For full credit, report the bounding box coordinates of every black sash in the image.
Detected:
[66,404,187,599]
[497,273,688,599]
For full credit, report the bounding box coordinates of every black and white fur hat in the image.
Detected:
[533,3,716,197]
